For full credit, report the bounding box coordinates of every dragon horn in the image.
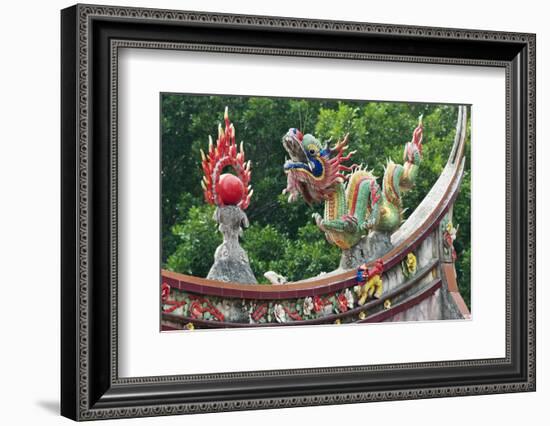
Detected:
[418,114,423,126]
[339,150,356,162]
[340,133,350,150]
[330,133,349,151]
[200,149,206,162]
[343,133,350,146]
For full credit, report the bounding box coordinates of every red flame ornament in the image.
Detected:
[200,107,253,209]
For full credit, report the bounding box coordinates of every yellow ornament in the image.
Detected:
[384,299,392,310]
[406,253,417,275]
[185,322,195,330]
[357,275,383,305]
[358,311,367,320]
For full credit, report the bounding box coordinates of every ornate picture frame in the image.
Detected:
[61,4,535,420]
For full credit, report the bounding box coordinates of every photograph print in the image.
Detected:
[160,94,471,331]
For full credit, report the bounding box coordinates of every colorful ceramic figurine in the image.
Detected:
[282,116,424,267]
[355,259,385,304]
[443,220,459,261]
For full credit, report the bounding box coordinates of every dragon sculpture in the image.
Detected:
[282,117,424,264]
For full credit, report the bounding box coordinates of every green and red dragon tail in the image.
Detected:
[377,115,424,232]
[383,115,424,205]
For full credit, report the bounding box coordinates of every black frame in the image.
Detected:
[61,4,536,421]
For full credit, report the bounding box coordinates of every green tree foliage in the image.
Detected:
[241,223,341,284]
[162,95,471,306]
[166,205,221,278]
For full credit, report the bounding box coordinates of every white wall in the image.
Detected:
[0,0,546,424]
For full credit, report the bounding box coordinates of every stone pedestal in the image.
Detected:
[206,205,257,284]
[339,230,393,270]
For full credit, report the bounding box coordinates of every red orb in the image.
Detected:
[218,173,244,205]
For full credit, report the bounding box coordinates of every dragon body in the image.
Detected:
[282,118,423,252]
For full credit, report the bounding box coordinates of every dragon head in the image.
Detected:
[282,128,355,204]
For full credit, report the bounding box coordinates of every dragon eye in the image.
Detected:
[307,144,318,155]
